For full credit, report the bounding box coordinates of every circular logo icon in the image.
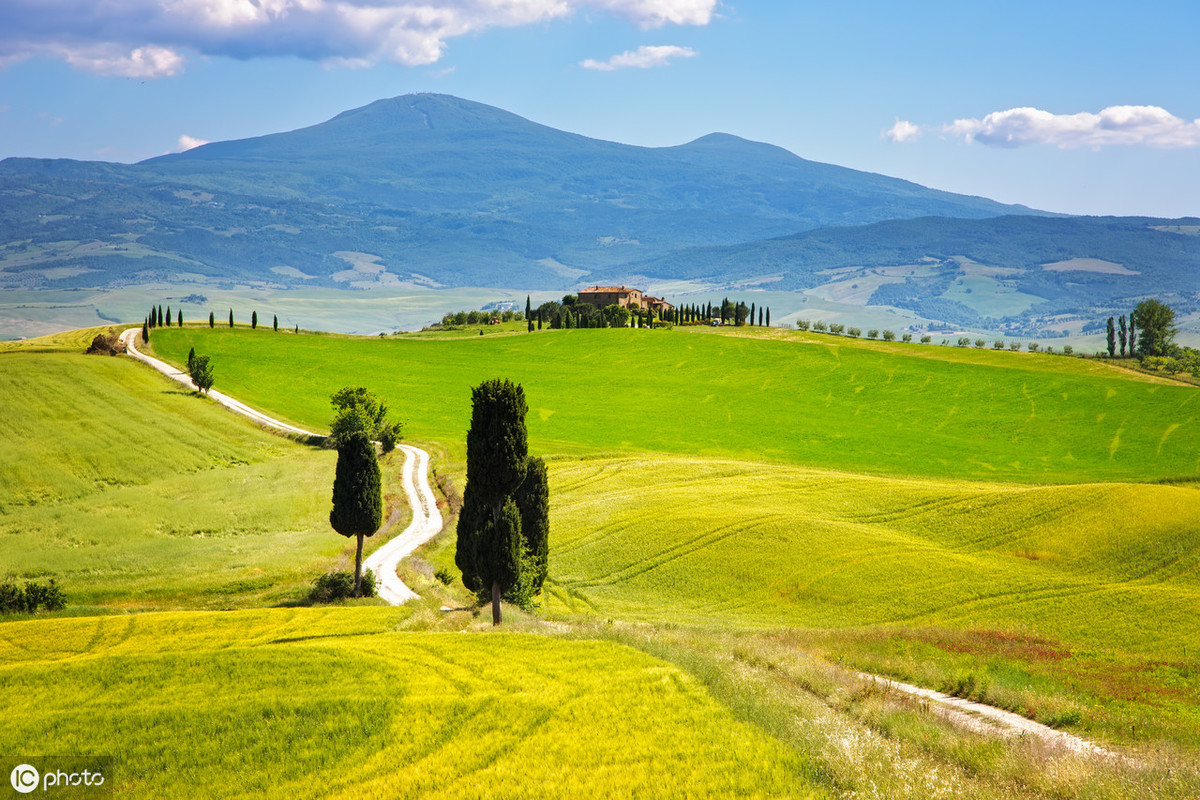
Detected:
[10,764,39,794]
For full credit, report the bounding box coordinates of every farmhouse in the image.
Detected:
[578,285,674,314]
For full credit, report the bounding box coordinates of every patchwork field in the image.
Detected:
[0,609,820,799]
[148,324,1200,484]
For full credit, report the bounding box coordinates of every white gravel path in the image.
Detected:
[119,327,444,605]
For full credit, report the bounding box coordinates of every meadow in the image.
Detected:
[0,608,821,799]
[148,324,1200,484]
[0,331,407,609]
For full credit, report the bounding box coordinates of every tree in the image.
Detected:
[515,456,550,593]
[766,308,771,327]
[1131,299,1176,357]
[750,302,756,326]
[177,309,183,327]
[187,346,195,372]
[209,311,215,328]
[158,305,164,327]
[251,310,258,330]
[165,306,171,326]
[1106,316,1116,358]
[273,314,278,332]
[526,296,533,332]
[1129,314,1137,357]
[142,319,149,343]
[329,431,382,597]
[758,307,763,326]
[456,378,532,625]
[329,386,402,453]
[228,309,234,328]
[601,304,630,329]
[189,355,214,394]
[1118,315,1127,357]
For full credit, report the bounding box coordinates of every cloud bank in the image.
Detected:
[0,0,717,78]
[581,45,696,71]
[889,105,1200,149]
[177,134,209,151]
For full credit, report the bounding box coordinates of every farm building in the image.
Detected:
[578,285,673,314]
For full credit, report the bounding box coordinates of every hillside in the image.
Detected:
[605,215,1200,333]
[0,94,1042,293]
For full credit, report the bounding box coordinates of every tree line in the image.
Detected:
[521,295,772,331]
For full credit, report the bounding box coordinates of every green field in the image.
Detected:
[148,325,1200,484]
[0,609,821,799]
[6,323,1200,797]
[0,336,370,609]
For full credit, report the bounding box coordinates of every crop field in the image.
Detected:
[0,608,820,799]
[544,454,1200,747]
[0,339,364,609]
[148,324,1200,484]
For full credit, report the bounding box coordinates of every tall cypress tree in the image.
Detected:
[251,310,258,330]
[766,307,771,327]
[1118,315,1128,357]
[158,305,164,327]
[1106,317,1116,358]
[329,432,383,597]
[758,307,763,326]
[750,302,756,326]
[515,456,550,592]
[209,311,215,328]
[228,309,234,328]
[526,296,533,332]
[1129,313,1137,357]
[177,309,183,327]
[165,306,172,326]
[273,314,278,332]
[142,319,149,343]
[456,378,532,625]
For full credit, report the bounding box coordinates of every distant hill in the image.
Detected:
[0,93,1044,292]
[602,215,1200,334]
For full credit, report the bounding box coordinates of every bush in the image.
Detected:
[1028,343,1040,352]
[993,341,1004,349]
[974,338,986,348]
[919,335,932,344]
[813,320,828,332]
[310,569,377,602]
[434,567,455,586]
[85,330,125,356]
[902,333,912,343]
[795,319,811,331]
[866,329,878,339]
[0,579,65,614]
[1063,345,1074,355]
[829,323,845,335]
[882,330,895,341]
[846,327,861,338]
[957,337,971,347]
[1009,341,1022,351]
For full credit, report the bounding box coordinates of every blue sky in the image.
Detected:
[1,0,1197,217]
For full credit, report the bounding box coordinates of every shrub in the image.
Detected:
[957,337,971,347]
[902,333,912,343]
[434,567,455,586]
[974,338,986,348]
[310,569,377,602]
[85,330,124,356]
[1028,342,1040,352]
[813,320,828,332]
[829,323,845,335]
[1009,341,1021,351]
[846,327,861,338]
[1063,345,1074,355]
[993,341,1004,349]
[882,330,895,341]
[919,335,931,344]
[0,579,65,614]
[795,319,811,331]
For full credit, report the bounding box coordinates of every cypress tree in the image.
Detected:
[329,432,383,597]
[759,307,763,326]
[526,296,533,332]
[295,325,299,334]
[177,309,183,327]
[515,456,550,592]
[187,346,195,372]
[148,307,155,328]
[142,319,149,343]
[1129,313,1137,357]
[1118,315,1127,357]
[456,378,531,625]
[165,306,172,326]
[251,311,258,330]
[209,311,215,328]
[750,303,756,326]
[1106,317,1116,358]
[229,309,234,328]
[537,310,542,331]
[273,314,278,332]
[158,305,164,326]
[766,307,771,327]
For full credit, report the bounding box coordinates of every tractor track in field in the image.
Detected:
[119,328,443,606]
[119,328,1129,762]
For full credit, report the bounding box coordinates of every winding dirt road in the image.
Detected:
[119,328,443,605]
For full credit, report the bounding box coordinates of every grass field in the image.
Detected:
[0,335,397,609]
[543,454,1200,748]
[148,324,1200,484]
[0,608,822,799]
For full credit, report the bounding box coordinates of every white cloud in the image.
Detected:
[884,119,921,143]
[177,134,209,151]
[581,44,696,71]
[946,105,1200,149]
[0,0,717,77]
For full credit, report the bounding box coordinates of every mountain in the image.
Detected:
[0,93,1045,291]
